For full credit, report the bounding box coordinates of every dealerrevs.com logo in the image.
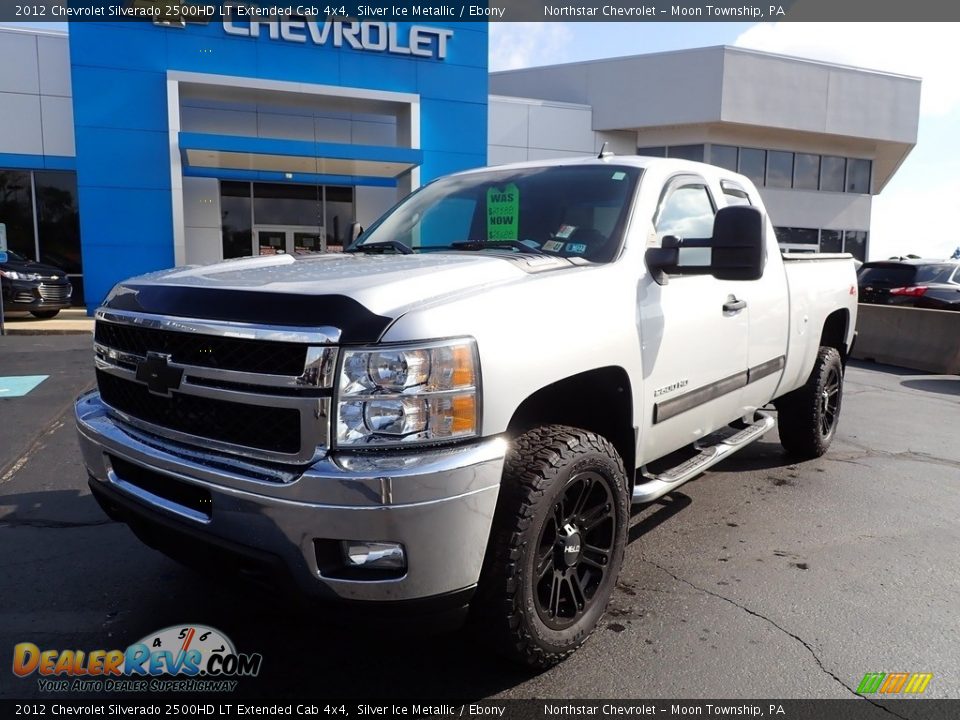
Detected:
[13,624,262,693]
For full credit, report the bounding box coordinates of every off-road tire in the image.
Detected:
[472,425,629,668]
[775,346,844,459]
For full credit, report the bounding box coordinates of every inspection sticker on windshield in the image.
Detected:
[486,183,519,241]
[612,171,627,180]
[555,224,577,239]
[566,243,587,254]
[543,240,565,252]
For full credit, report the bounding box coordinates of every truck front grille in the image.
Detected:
[97,370,302,455]
[95,320,308,376]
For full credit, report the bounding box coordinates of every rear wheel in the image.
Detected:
[775,346,844,458]
[472,425,629,668]
[30,309,60,319]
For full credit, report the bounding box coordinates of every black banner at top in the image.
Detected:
[4,0,960,23]
[1,699,959,720]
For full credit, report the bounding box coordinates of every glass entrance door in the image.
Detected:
[253,225,325,255]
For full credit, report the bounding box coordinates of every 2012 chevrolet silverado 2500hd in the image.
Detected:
[76,156,858,667]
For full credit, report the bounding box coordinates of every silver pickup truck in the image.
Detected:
[76,156,858,666]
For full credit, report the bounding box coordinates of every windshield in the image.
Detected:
[352,165,643,263]
[3,250,26,262]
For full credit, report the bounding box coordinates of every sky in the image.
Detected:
[3,20,957,261]
[489,22,960,262]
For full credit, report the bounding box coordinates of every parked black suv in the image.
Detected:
[858,259,960,311]
[0,250,73,318]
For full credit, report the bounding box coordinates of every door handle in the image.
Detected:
[723,297,747,313]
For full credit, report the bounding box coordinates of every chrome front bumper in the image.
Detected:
[76,390,506,603]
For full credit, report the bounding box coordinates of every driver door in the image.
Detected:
[638,176,750,461]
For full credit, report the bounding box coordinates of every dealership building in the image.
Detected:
[0,21,920,307]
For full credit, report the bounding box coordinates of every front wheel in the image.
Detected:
[30,309,60,319]
[472,426,629,668]
[775,346,844,458]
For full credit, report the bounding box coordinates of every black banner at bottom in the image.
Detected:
[0,700,958,720]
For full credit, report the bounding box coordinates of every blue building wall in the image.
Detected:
[69,20,488,308]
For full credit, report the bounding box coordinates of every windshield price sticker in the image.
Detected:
[486,184,519,241]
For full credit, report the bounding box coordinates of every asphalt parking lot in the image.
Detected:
[1,334,958,701]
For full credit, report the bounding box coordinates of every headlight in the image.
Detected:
[2,271,43,281]
[336,339,479,447]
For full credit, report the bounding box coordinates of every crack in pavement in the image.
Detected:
[640,557,909,720]
[1,389,92,487]
[835,439,960,473]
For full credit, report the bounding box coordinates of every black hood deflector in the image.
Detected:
[103,284,394,344]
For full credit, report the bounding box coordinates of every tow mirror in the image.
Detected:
[711,206,766,281]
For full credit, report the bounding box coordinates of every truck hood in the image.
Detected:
[101,251,573,343]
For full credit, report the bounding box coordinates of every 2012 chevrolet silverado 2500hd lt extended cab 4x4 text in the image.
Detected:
[76,156,858,666]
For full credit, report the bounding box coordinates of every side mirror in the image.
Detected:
[645,235,680,286]
[351,222,364,242]
[711,206,766,281]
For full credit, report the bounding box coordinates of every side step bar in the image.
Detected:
[632,410,776,505]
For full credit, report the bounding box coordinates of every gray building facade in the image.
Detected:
[489,46,922,261]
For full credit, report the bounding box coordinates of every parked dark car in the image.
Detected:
[858,259,960,310]
[0,250,73,318]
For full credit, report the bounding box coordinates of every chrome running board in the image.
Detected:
[632,411,776,504]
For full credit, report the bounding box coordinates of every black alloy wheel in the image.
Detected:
[533,471,616,630]
[472,425,629,668]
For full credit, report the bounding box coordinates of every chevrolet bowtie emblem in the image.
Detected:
[135,352,184,397]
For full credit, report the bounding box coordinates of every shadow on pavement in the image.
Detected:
[0,485,538,700]
[900,377,960,397]
[629,493,692,545]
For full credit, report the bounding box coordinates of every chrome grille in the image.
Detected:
[39,283,72,302]
[93,309,337,464]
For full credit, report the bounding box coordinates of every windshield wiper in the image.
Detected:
[446,240,545,255]
[347,241,413,255]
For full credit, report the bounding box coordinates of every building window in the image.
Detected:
[766,151,794,189]
[34,172,81,273]
[324,186,354,250]
[636,146,667,158]
[819,229,843,253]
[34,171,83,303]
[846,158,871,194]
[0,168,84,304]
[0,170,35,260]
[253,182,323,227]
[820,156,846,192]
[220,181,252,259]
[667,144,705,162]
[793,153,820,190]
[710,145,738,172]
[220,181,355,257]
[843,230,868,262]
[775,227,819,245]
[738,148,766,187]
